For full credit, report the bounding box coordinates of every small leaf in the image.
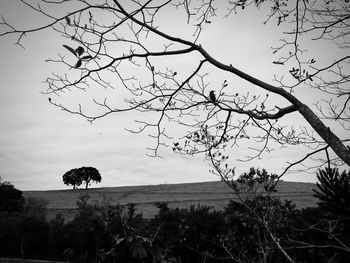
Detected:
[63,45,77,57]
[76,46,84,56]
[75,59,82,68]
[81,55,93,60]
[65,16,71,25]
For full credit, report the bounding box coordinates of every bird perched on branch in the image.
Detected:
[209,90,216,104]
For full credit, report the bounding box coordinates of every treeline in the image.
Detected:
[0,168,349,263]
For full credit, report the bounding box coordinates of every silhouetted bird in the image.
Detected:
[48,97,51,102]
[209,90,216,103]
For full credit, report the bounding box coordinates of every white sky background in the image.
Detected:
[0,0,348,190]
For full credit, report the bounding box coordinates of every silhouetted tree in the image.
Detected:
[62,168,82,189]
[3,3,350,259]
[63,167,101,189]
[0,178,24,215]
[313,167,350,217]
[79,167,102,189]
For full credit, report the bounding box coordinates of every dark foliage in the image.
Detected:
[63,167,102,189]
[223,198,300,263]
[23,197,48,218]
[0,177,350,263]
[0,214,49,259]
[294,207,350,263]
[150,203,228,262]
[62,168,82,189]
[313,168,350,217]
[0,179,24,215]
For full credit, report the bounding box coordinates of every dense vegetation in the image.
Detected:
[0,168,349,263]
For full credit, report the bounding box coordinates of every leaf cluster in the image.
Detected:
[313,168,350,217]
[62,45,92,68]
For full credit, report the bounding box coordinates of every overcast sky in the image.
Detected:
[0,1,348,191]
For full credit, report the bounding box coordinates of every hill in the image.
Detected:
[23,180,318,220]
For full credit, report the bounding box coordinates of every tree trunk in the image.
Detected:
[296,104,350,165]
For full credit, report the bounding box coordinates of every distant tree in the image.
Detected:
[0,178,24,215]
[79,167,102,189]
[313,167,350,217]
[63,167,101,189]
[62,168,82,189]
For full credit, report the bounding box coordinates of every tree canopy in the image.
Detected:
[0,1,349,178]
[313,167,350,217]
[62,168,82,189]
[0,178,24,214]
[63,167,101,189]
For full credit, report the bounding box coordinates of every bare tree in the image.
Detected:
[0,1,349,180]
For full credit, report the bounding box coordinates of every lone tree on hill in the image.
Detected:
[1,2,349,180]
[63,167,101,190]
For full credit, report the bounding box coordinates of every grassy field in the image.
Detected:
[23,180,319,220]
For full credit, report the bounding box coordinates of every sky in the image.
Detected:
[0,0,348,191]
